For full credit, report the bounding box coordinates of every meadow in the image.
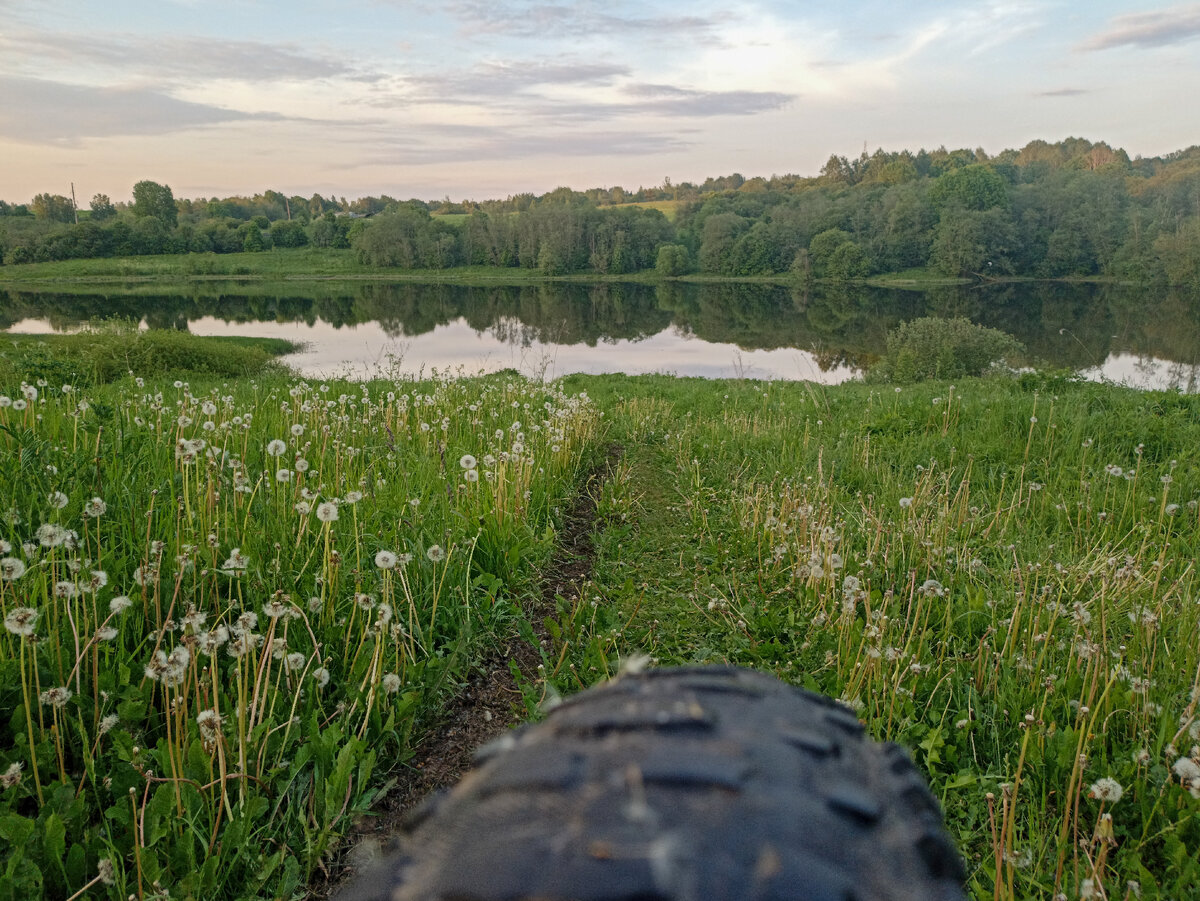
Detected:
[0,331,1198,900]
[0,334,600,899]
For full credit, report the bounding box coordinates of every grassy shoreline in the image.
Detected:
[1,333,1197,900]
[0,248,1146,290]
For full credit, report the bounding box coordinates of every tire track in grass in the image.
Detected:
[315,442,623,896]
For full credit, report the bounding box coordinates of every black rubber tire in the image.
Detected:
[341,665,967,901]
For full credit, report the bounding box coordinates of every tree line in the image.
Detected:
[2,138,1199,287]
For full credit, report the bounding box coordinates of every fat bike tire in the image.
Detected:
[342,665,967,901]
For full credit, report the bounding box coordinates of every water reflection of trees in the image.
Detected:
[2,282,1197,376]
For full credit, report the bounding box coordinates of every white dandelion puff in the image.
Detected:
[0,557,26,581]
[1089,777,1124,803]
[4,607,39,636]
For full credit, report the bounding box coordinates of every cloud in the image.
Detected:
[0,30,375,84]
[0,76,287,145]
[1036,87,1090,97]
[351,125,689,165]
[445,0,731,41]
[610,83,794,117]
[368,57,793,121]
[399,60,631,100]
[1080,3,1200,50]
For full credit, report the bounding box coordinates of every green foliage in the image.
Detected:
[89,194,116,221]
[928,163,1009,211]
[30,194,75,223]
[242,222,266,253]
[870,316,1024,382]
[5,137,1200,283]
[655,243,690,276]
[808,229,869,280]
[131,180,178,228]
[1153,220,1200,290]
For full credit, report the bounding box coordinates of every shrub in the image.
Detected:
[870,316,1024,382]
[655,244,690,276]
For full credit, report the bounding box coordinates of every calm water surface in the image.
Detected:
[3,281,1198,390]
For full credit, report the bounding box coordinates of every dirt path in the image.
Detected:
[312,442,622,897]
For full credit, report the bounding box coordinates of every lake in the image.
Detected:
[3,280,1198,390]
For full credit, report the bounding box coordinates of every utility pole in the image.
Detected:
[70,182,79,224]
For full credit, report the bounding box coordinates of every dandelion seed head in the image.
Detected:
[313,667,331,689]
[315,501,339,523]
[382,673,402,693]
[109,596,133,614]
[40,686,73,708]
[375,550,398,570]
[4,607,38,636]
[0,557,27,581]
[1089,777,1124,803]
[1,762,23,789]
[426,544,446,563]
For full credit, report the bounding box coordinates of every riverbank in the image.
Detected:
[0,247,1133,289]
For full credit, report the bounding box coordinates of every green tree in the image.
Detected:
[930,206,1016,276]
[242,222,266,252]
[132,180,178,227]
[929,164,1008,211]
[808,228,868,279]
[89,193,117,221]
[269,220,308,248]
[825,241,869,280]
[1154,220,1200,290]
[655,244,690,276]
[31,193,75,223]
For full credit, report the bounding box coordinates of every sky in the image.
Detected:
[2,0,1199,206]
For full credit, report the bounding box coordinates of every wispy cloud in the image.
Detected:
[609,83,794,117]
[369,57,794,121]
[397,59,630,101]
[0,31,377,84]
[354,126,690,165]
[1036,87,1090,97]
[445,0,732,42]
[0,76,287,145]
[1080,3,1200,50]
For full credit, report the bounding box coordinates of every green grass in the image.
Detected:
[551,371,1200,901]
[0,251,664,286]
[603,200,680,221]
[429,213,471,226]
[0,353,600,899]
[2,337,1198,900]
[0,328,298,387]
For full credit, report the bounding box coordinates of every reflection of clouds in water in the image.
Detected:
[182,317,856,383]
[3,316,1194,391]
[1080,354,1200,394]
